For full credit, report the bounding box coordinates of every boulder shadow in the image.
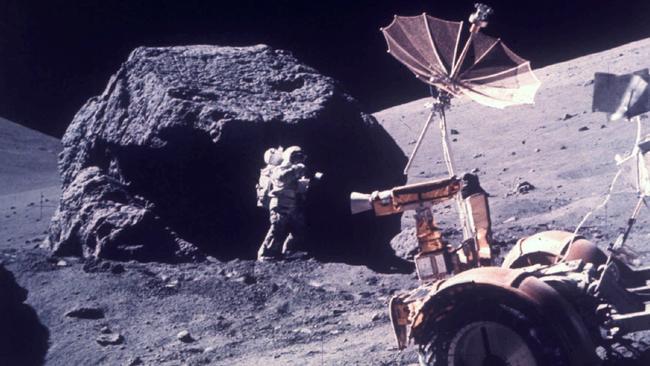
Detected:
[0,303,50,366]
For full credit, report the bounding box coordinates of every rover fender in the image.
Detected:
[410,266,600,366]
[502,230,607,269]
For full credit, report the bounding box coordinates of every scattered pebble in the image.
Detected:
[165,280,179,289]
[177,330,194,343]
[126,357,143,366]
[57,260,68,267]
[503,216,517,224]
[562,113,576,120]
[514,181,535,194]
[365,276,379,286]
[472,153,483,159]
[578,126,589,132]
[236,274,257,285]
[450,129,459,135]
[65,307,105,319]
[96,332,124,346]
[560,145,567,150]
[535,148,541,152]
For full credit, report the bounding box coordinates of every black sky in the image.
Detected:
[1,0,650,137]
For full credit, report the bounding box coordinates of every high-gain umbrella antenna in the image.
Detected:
[382,3,540,239]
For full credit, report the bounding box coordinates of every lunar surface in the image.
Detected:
[3,38,650,365]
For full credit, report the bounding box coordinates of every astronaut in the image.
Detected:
[256,146,284,209]
[257,145,312,260]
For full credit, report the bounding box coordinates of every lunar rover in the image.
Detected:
[351,174,650,365]
[351,3,650,365]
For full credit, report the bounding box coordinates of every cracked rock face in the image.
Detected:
[48,45,406,262]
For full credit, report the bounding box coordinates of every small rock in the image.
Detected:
[450,129,459,135]
[100,326,112,334]
[514,181,535,194]
[206,255,218,263]
[472,153,483,159]
[126,357,143,366]
[560,145,567,150]
[371,313,382,322]
[65,307,105,319]
[562,113,576,120]
[270,283,280,292]
[57,260,68,267]
[578,126,589,132]
[275,302,290,315]
[510,152,516,156]
[365,276,379,286]
[177,330,194,343]
[452,138,457,142]
[96,332,124,346]
[165,279,179,288]
[601,124,607,129]
[204,347,215,353]
[535,148,541,152]
[236,274,256,285]
[503,216,517,224]
[471,168,480,173]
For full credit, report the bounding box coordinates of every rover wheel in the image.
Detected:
[417,303,571,366]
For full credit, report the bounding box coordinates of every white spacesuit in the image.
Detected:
[256,146,284,209]
[257,146,310,260]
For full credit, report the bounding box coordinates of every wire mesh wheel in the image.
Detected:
[417,301,572,366]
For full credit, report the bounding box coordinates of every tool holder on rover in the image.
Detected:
[350,173,493,282]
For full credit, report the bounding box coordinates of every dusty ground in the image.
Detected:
[3,38,650,365]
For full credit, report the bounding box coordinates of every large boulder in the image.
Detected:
[48,45,406,263]
[0,264,49,365]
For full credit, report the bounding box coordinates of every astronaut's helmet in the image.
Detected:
[264,146,284,166]
[283,146,306,165]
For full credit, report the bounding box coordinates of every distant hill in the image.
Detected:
[0,117,60,195]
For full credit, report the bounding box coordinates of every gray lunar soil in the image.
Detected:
[2,38,650,365]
